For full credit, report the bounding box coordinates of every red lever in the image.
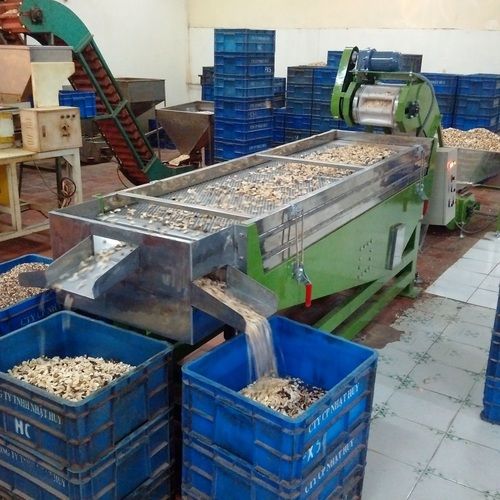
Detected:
[305,282,313,308]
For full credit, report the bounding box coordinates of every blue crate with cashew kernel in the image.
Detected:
[182,316,377,496]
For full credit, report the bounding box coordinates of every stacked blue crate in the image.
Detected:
[454,74,500,131]
[273,77,286,108]
[213,29,275,161]
[200,66,214,101]
[273,107,286,145]
[421,73,458,128]
[481,286,500,424]
[0,311,174,498]
[311,66,341,134]
[182,316,378,499]
[285,66,314,141]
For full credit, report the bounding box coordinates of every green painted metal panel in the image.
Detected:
[246,181,424,312]
[20,0,91,51]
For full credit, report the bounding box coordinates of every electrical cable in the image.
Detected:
[29,161,75,207]
[116,165,133,188]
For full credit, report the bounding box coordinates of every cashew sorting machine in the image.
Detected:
[20,45,454,342]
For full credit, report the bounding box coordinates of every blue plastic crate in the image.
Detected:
[286,112,312,130]
[215,54,274,77]
[0,311,172,470]
[287,66,314,85]
[199,66,214,85]
[214,138,271,160]
[313,84,334,103]
[327,51,343,68]
[0,413,171,500]
[215,117,273,142]
[0,254,59,336]
[458,74,500,98]
[421,73,458,96]
[273,96,285,108]
[182,316,377,486]
[273,77,286,95]
[440,113,454,128]
[314,67,337,86]
[214,76,274,99]
[453,114,498,131]
[215,29,275,54]
[285,129,311,142]
[311,116,342,133]
[183,427,367,499]
[436,94,456,115]
[454,96,499,117]
[214,98,273,120]
[286,98,313,115]
[286,83,313,100]
[201,84,214,101]
[485,331,500,378]
[312,100,332,117]
[58,90,96,118]
[125,464,173,500]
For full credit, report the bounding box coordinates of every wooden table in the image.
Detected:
[0,147,82,242]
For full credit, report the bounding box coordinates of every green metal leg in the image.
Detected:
[313,224,420,340]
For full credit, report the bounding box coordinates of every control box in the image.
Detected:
[20,106,82,152]
[424,147,458,226]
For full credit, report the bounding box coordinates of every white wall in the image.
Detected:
[57,0,190,105]
[187,0,500,99]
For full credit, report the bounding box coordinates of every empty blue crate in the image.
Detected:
[215,117,273,142]
[273,77,286,96]
[313,85,334,103]
[215,138,271,160]
[327,50,343,68]
[286,98,312,115]
[440,113,454,128]
[436,94,456,115]
[454,96,499,117]
[285,129,311,142]
[199,66,214,85]
[183,427,368,499]
[214,76,274,99]
[215,98,272,121]
[421,73,458,96]
[215,29,275,54]
[182,316,377,492]
[58,90,96,118]
[314,67,337,86]
[0,254,59,336]
[453,114,498,131]
[312,116,342,133]
[312,100,332,117]
[286,83,313,100]
[0,311,172,469]
[287,66,314,85]
[458,74,500,98]
[201,84,214,101]
[0,413,171,500]
[286,112,312,130]
[215,54,274,77]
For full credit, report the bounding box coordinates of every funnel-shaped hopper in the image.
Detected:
[156,101,214,155]
[116,78,165,117]
[0,46,73,104]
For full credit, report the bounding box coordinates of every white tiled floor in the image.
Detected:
[426,236,500,309]
[362,295,499,500]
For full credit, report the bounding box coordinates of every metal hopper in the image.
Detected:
[156,101,214,156]
[0,45,73,103]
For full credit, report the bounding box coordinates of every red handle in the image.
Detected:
[305,282,313,308]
